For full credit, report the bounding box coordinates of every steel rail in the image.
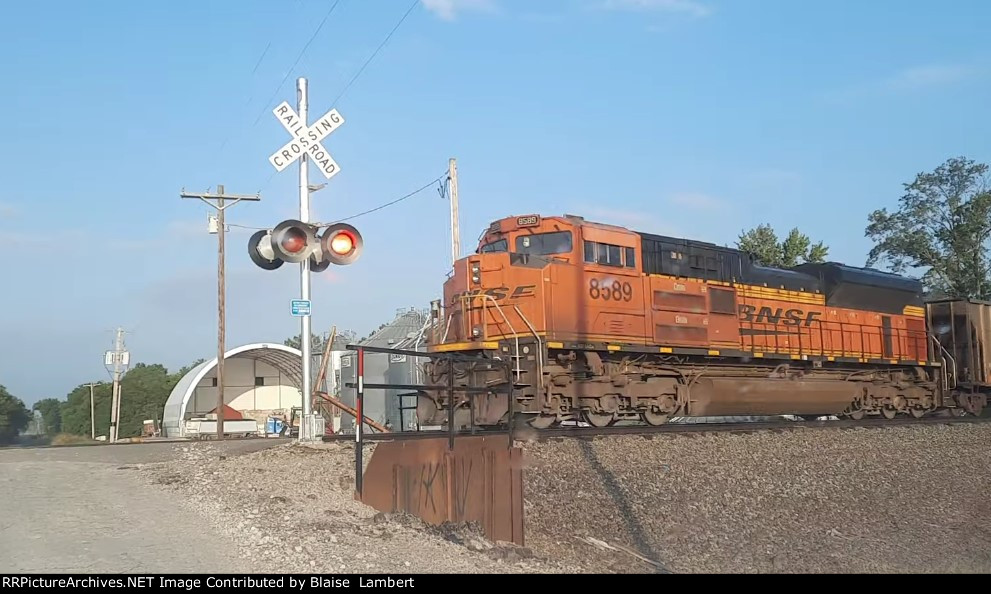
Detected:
[320,414,991,444]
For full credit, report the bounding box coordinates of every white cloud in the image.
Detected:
[422,0,498,21]
[881,64,977,91]
[827,62,981,103]
[0,202,15,218]
[601,0,713,18]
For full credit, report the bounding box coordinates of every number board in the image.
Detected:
[517,215,540,227]
[588,278,634,302]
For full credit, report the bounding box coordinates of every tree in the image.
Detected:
[0,385,30,444]
[866,157,991,299]
[32,398,62,435]
[737,224,829,268]
[284,333,327,353]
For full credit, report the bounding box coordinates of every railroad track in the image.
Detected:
[320,413,991,444]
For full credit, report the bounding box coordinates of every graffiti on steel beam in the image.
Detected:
[453,457,474,520]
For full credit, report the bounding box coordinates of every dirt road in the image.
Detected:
[0,439,285,573]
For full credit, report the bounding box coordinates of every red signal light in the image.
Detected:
[270,219,318,264]
[320,223,363,266]
[329,231,354,255]
[280,229,307,253]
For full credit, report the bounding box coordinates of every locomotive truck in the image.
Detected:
[416,214,989,429]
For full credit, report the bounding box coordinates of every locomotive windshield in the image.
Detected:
[478,239,507,253]
[515,231,572,255]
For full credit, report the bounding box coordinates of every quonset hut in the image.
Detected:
[338,308,431,433]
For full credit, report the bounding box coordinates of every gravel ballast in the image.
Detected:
[522,423,991,573]
[140,422,991,574]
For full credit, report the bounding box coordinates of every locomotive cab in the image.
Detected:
[420,215,585,427]
[432,214,581,347]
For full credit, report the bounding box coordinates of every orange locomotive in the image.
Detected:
[417,214,986,429]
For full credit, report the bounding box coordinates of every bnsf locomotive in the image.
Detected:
[417,214,990,429]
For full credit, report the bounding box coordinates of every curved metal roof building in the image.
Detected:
[161,342,303,437]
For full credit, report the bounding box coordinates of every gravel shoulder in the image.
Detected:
[522,423,991,573]
[0,442,272,573]
[140,441,578,574]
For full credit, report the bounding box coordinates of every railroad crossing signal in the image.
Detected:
[268,100,344,179]
[247,220,363,271]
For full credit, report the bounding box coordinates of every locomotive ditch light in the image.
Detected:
[271,219,319,264]
[319,223,363,265]
[247,229,284,270]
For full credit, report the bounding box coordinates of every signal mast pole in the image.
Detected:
[180,185,261,440]
[298,77,314,441]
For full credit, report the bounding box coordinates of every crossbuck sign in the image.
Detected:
[268,100,345,179]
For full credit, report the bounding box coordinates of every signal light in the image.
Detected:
[248,220,363,271]
[247,230,284,270]
[271,219,319,264]
[320,223,362,265]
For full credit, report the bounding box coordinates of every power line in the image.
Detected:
[227,171,446,231]
[330,0,420,108]
[253,0,346,126]
[332,171,445,223]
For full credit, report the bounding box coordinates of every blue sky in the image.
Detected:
[1,0,989,404]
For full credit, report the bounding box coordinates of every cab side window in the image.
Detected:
[584,240,636,269]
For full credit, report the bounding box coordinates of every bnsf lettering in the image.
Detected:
[455,285,536,304]
[739,304,821,327]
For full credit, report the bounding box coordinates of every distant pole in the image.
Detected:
[298,77,313,441]
[86,382,97,439]
[217,184,226,441]
[108,328,125,443]
[448,158,460,266]
[180,184,261,440]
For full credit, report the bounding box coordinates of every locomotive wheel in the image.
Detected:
[962,395,985,417]
[880,405,897,420]
[847,409,865,421]
[583,411,616,428]
[640,409,670,426]
[909,407,926,419]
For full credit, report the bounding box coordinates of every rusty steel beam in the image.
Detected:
[356,435,524,546]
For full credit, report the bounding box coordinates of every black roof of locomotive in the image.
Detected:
[634,231,924,311]
[792,262,924,295]
[636,231,823,292]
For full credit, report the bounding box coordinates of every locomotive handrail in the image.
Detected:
[929,333,957,389]
[460,293,522,381]
[441,312,454,343]
[514,304,544,393]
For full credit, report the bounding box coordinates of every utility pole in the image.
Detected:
[448,158,461,266]
[180,185,261,440]
[85,382,98,439]
[105,328,128,443]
